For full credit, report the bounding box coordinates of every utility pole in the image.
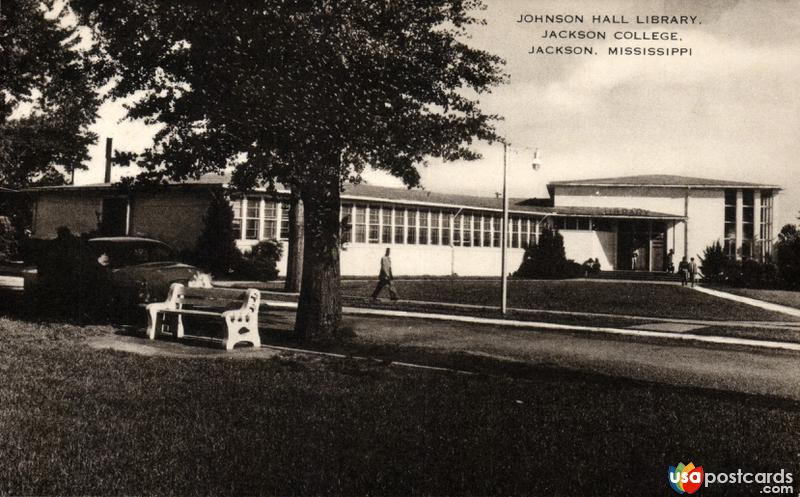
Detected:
[501,144,541,315]
[501,142,508,314]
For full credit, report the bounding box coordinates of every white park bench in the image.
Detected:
[146,283,261,350]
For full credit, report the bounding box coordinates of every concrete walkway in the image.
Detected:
[262,299,800,352]
[260,290,800,330]
[694,285,800,318]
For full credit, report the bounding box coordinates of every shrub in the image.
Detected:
[775,224,800,289]
[236,239,283,281]
[194,192,243,277]
[700,241,727,284]
[514,227,581,279]
[701,240,781,288]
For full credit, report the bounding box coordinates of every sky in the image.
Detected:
[76,0,800,227]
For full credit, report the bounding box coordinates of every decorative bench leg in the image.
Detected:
[222,314,261,350]
[146,305,165,340]
[174,315,185,339]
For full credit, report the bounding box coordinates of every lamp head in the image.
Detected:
[531,148,542,171]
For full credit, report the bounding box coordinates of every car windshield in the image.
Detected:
[89,240,175,268]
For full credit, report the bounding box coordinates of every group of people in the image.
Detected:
[666,248,698,287]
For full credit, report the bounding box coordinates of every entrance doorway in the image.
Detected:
[616,220,667,271]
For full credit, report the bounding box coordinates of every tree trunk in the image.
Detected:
[294,173,342,339]
[284,194,304,293]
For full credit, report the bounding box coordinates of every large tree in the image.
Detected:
[0,0,102,188]
[70,0,506,339]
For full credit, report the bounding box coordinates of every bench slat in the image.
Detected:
[159,309,224,317]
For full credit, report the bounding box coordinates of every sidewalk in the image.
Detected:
[693,285,800,318]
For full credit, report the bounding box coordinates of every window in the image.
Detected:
[724,189,736,257]
[264,201,277,239]
[407,209,417,244]
[463,214,473,247]
[430,211,440,245]
[482,215,491,247]
[354,205,366,243]
[245,198,260,240]
[341,204,353,243]
[453,214,461,246]
[742,190,754,258]
[418,210,429,245]
[511,217,519,248]
[592,219,613,232]
[381,207,392,243]
[394,208,405,244]
[368,206,380,243]
[279,202,290,240]
[521,219,530,248]
[231,199,243,240]
[552,217,564,230]
[491,217,500,247]
[760,191,774,260]
[441,213,451,246]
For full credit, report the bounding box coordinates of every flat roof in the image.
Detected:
[549,174,780,190]
[24,175,686,220]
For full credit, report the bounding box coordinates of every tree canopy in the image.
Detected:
[0,0,102,188]
[69,0,506,337]
[69,0,505,189]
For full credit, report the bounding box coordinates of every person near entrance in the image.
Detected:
[371,248,399,301]
[689,257,698,287]
[678,256,690,286]
[666,249,675,273]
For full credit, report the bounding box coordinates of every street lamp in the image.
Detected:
[501,145,542,315]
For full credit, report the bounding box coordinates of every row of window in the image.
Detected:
[551,217,615,232]
[229,197,680,252]
[231,198,290,241]
[723,189,773,259]
[341,203,540,249]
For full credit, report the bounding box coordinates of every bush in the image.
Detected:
[514,227,582,279]
[776,224,800,289]
[700,241,727,284]
[236,239,283,281]
[701,240,781,288]
[194,192,243,277]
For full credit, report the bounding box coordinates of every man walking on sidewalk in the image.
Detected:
[371,248,399,301]
[678,256,690,287]
[690,257,698,287]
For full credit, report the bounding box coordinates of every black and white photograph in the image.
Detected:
[1,0,799,495]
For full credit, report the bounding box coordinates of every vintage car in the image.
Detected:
[86,237,208,305]
[24,236,209,311]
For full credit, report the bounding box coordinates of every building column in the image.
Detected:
[735,189,744,258]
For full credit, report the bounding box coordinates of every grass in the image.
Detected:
[1,316,799,496]
[341,279,799,322]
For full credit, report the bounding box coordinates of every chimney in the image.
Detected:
[104,137,113,183]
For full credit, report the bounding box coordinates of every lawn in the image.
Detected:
[1,316,799,496]
[342,279,799,322]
